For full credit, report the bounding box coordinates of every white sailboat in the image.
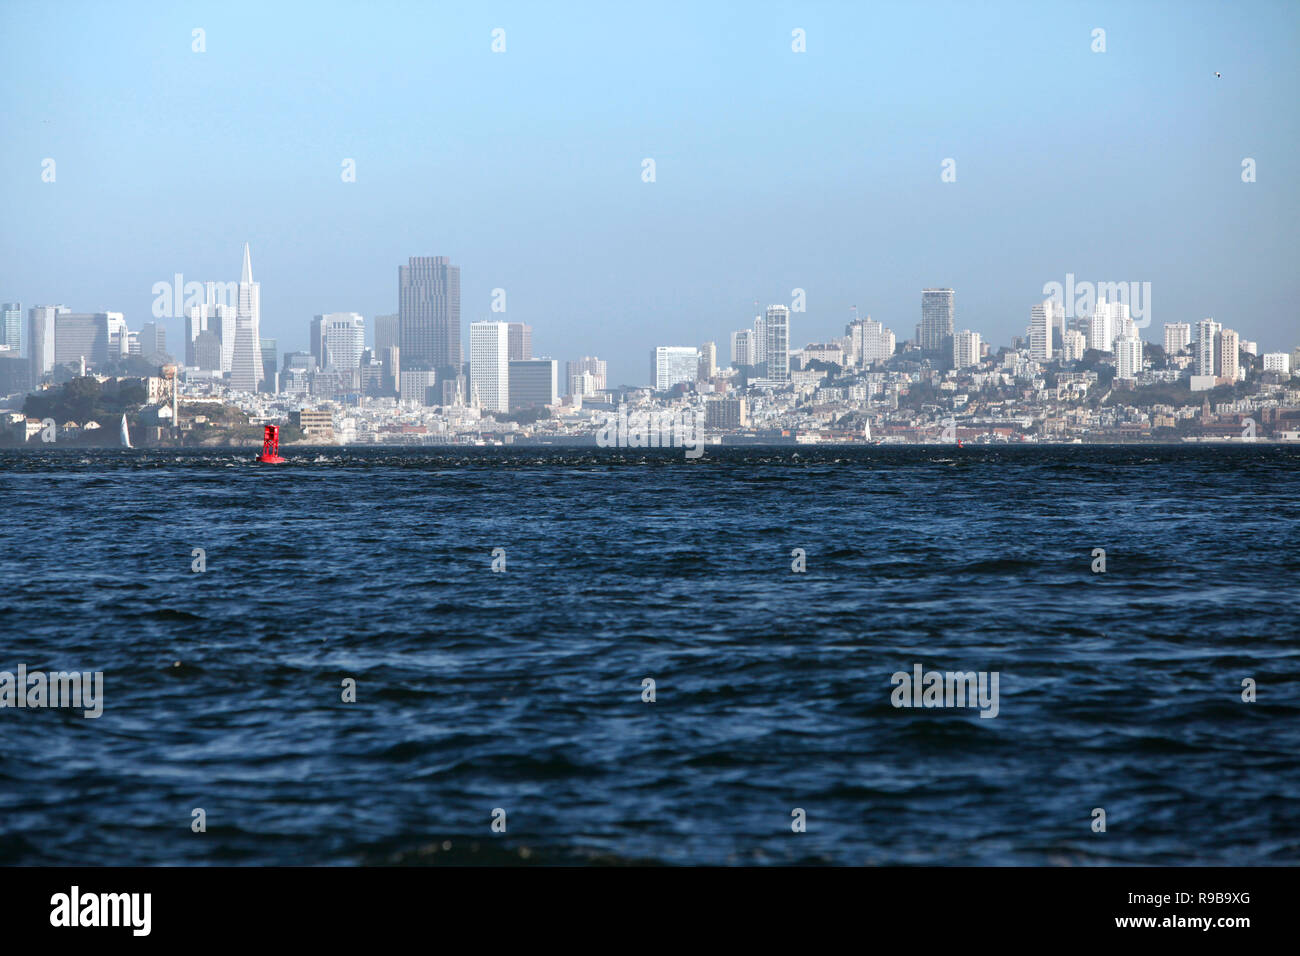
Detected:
[120,413,132,449]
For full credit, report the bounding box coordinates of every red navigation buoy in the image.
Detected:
[258,424,286,463]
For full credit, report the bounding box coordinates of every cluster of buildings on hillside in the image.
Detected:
[3,252,1299,446]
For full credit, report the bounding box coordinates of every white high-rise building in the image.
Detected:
[1262,352,1290,375]
[565,356,606,395]
[1163,322,1191,355]
[1218,327,1240,383]
[319,313,366,370]
[1029,300,1061,361]
[731,329,754,367]
[953,329,982,370]
[1115,335,1143,380]
[1088,299,1131,353]
[651,346,701,391]
[765,305,790,382]
[698,341,717,380]
[229,243,264,391]
[27,305,64,380]
[1062,329,1087,362]
[470,321,510,413]
[1196,318,1221,377]
[752,314,767,364]
[848,316,895,367]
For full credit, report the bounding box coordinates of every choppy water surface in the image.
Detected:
[1,445,1297,865]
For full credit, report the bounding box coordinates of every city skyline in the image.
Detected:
[3,2,1297,385]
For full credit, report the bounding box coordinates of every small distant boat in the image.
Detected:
[119,414,132,449]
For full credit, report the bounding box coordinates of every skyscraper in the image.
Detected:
[752,313,767,365]
[260,338,278,392]
[27,305,64,381]
[507,323,532,362]
[399,256,460,378]
[1115,335,1143,380]
[698,341,717,380]
[470,320,509,413]
[848,316,895,367]
[229,243,264,391]
[1164,322,1191,355]
[318,313,366,370]
[565,356,606,395]
[508,359,557,410]
[731,329,754,367]
[54,313,121,368]
[374,314,399,355]
[1196,318,1221,377]
[1217,327,1240,383]
[651,346,701,391]
[1029,300,1061,362]
[1,303,20,353]
[953,330,982,369]
[765,305,790,382]
[920,288,955,354]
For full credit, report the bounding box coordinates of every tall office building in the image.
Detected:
[1115,335,1143,380]
[651,346,701,391]
[920,288,955,353]
[765,305,790,382]
[229,243,264,391]
[752,313,767,365]
[187,298,236,369]
[1164,322,1191,355]
[138,322,166,360]
[1062,329,1087,362]
[470,321,509,413]
[373,314,399,355]
[507,323,532,361]
[317,313,365,370]
[27,305,64,381]
[1196,318,1221,377]
[508,359,557,410]
[953,330,982,370]
[260,338,278,392]
[1,303,20,353]
[731,329,754,367]
[1089,299,1131,353]
[399,256,460,378]
[1029,300,1061,361]
[1217,328,1240,383]
[54,313,123,368]
[698,341,717,380]
[565,356,606,395]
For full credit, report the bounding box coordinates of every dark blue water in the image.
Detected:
[1,445,1297,865]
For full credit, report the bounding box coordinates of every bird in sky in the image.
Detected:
[1215,71,1222,78]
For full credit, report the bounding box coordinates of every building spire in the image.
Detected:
[241,242,253,284]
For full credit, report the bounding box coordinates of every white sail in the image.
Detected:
[120,413,132,449]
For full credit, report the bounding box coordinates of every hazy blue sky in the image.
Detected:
[3,0,1297,384]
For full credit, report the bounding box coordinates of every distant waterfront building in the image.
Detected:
[318,313,365,371]
[731,329,755,367]
[1217,327,1240,383]
[920,288,955,354]
[373,314,399,355]
[400,366,437,406]
[1088,300,1130,353]
[27,305,64,380]
[138,322,166,360]
[848,316,895,367]
[1164,322,1191,355]
[1029,300,1061,362]
[1,303,20,353]
[193,331,222,371]
[508,359,557,410]
[765,305,790,382]
[1062,329,1087,362]
[470,320,509,413]
[290,409,334,443]
[1196,318,1221,377]
[54,313,123,369]
[260,338,277,392]
[953,329,982,370]
[706,396,748,429]
[651,346,701,391]
[507,323,532,362]
[1262,352,1290,375]
[752,313,767,365]
[1115,335,1143,380]
[399,256,460,379]
[228,243,264,392]
[698,341,717,380]
[565,356,606,395]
